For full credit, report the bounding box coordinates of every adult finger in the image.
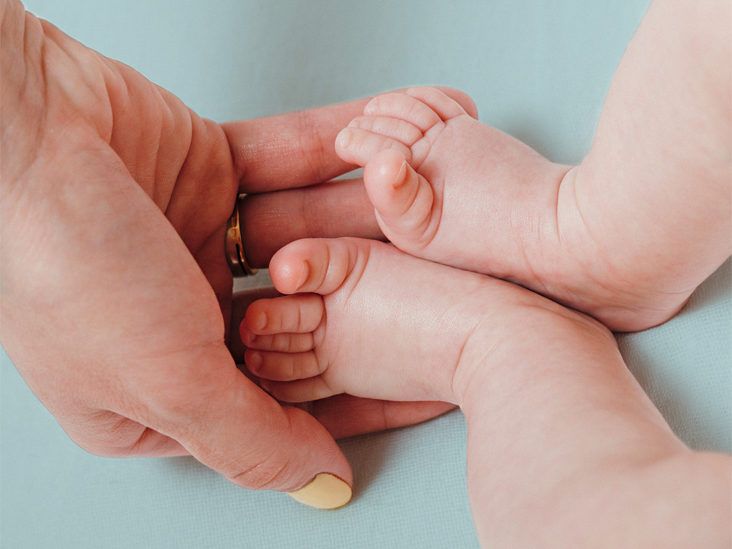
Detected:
[222,87,477,193]
[306,395,456,440]
[238,178,384,268]
[136,344,353,509]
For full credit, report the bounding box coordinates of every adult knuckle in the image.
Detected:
[228,455,293,491]
[70,435,129,458]
[296,110,328,183]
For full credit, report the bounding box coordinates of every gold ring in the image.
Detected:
[226,195,257,277]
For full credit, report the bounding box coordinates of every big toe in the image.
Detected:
[335,126,412,167]
[364,149,409,189]
[270,238,367,296]
[363,150,436,242]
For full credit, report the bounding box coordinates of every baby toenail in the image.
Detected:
[294,261,310,291]
[336,129,351,148]
[241,328,256,344]
[247,351,263,371]
[252,311,267,331]
[392,161,408,188]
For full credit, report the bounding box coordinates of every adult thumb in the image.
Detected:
[141,344,352,509]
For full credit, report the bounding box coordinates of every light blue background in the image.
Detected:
[2,1,730,548]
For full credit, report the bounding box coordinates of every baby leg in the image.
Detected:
[242,237,732,546]
[458,308,732,547]
[551,0,732,330]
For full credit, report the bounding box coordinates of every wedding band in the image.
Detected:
[226,196,257,277]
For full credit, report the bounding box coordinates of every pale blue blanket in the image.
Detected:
[2,1,728,547]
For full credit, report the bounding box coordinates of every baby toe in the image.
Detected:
[363,149,410,192]
[335,126,412,166]
[270,237,370,296]
[364,92,441,132]
[260,376,337,403]
[244,294,324,335]
[405,87,468,121]
[348,116,422,147]
[241,331,315,353]
[245,350,325,381]
[364,150,436,242]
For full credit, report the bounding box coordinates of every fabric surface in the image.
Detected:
[2,1,729,548]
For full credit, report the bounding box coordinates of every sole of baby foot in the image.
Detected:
[240,237,544,406]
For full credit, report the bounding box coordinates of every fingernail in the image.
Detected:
[288,473,352,510]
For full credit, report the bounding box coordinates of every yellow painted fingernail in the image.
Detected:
[288,473,352,510]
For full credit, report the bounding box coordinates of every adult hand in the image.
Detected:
[0,1,473,507]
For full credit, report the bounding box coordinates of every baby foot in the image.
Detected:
[240,237,559,405]
[335,88,576,302]
[334,87,690,331]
